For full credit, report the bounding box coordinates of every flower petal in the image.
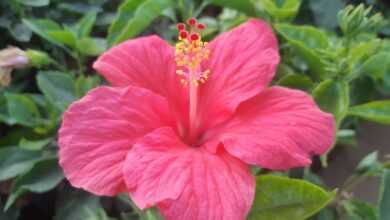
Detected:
[124,127,254,220]
[93,36,188,127]
[59,86,173,196]
[198,19,280,129]
[206,86,335,170]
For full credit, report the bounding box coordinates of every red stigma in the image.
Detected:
[197,23,205,30]
[187,18,197,26]
[190,33,200,41]
[177,23,186,31]
[180,31,188,39]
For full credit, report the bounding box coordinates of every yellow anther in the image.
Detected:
[174,21,211,86]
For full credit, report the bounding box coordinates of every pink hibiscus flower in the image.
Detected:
[59,19,335,220]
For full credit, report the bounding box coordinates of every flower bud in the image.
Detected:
[0,67,11,87]
[0,47,31,87]
[0,47,52,87]
[26,50,51,68]
[0,47,30,69]
[337,4,387,37]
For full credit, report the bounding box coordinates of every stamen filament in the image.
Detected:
[189,71,198,143]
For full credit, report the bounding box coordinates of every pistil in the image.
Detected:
[174,18,210,144]
[188,70,198,143]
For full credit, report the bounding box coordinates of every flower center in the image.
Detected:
[174,18,210,145]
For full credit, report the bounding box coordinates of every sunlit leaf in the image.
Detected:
[22,19,65,48]
[257,0,302,21]
[275,24,329,80]
[349,100,390,124]
[248,175,336,220]
[19,138,51,151]
[46,30,77,47]
[75,11,97,38]
[76,37,106,56]
[108,0,173,46]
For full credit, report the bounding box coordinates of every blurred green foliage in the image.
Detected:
[0,0,390,219]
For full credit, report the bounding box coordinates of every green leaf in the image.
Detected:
[54,191,102,220]
[0,147,42,181]
[274,23,328,49]
[277,73,314,91]
[5,158,63,210]
[15,0,50,7]
[107,0,143,45]
[108,0,173,46]
[355,151,383,176]
[218,8,248,33]
[275,24,329,80]
[349,39,382,64]
[19,138,51,151]
[75,75,100,97]
[308,0,344,29]
[0,128,37,147]
[343,200,378,220]
[0,95,14,124]
[349,100,390,124]
[75,11,97,38]
[313,79,349,125]
[336,129,357,146]
[9,22,32,42]
[46,30,77,47]
[57,2,101,14]
[350,76,376,105]
[5,93,41,127]
[310,207,338,220]
[257,0,302,21]
[197,17,219,38]
[248,175,336,220]
[141,209,164,220]
[118,194,163,220]
[22,19,65,48]
[209,0,256,16]
[379,169,390,220]
[304,169,325,187]
[360,52,390,80]
[36,71,76,111]
[84,208,112,220]
[76,38,106,56]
